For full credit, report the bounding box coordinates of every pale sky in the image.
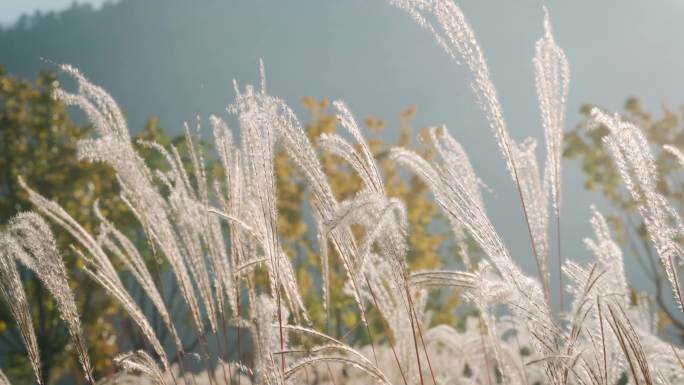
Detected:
[0,0,109,25]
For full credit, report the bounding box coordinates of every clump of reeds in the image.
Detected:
[1,1,683,385]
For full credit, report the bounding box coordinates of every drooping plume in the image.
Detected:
[591,108,684,311]
[386,0,516,174]
[114,351,167,385]
[54,65,206,337]
[19,180,170,371]
[8,213,95,384]
[0,235,43,385]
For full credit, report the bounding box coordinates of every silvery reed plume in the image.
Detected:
[1,1,684,384]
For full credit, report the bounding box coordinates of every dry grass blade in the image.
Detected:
[0,370,10,385]
[604,302,654,385]
[286,356,392,385]
[671,343,684,370]
[93,205,183,352]
[114,350,167,385]
[409,270,476,289]
[0,235,43,385]
[8,213,95,385]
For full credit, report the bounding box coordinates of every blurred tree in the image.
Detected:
[564,97,684,339]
